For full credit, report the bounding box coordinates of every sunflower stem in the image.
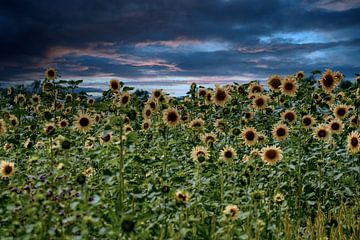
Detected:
[117,114,125,215]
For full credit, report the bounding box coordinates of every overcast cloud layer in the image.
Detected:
[1,0,360,94]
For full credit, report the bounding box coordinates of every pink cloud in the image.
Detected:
[135,37,202,48]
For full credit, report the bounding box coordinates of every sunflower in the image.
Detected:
[272,123,289,141]
[200,133,217,145]
[257,132,267,145]
[347,131,360,154]
[3,143,13,152]
[162,108,180,127]
[109,79,121,92]
[146,99,157,110]
[274,193,285,203]
[7,87,13,96]
[223,204,240,221]
[319,69,339,93]
[14,94,26,105]
[205,91,213,104]
[120,93,131,106]
[142,106,153,119]
[267,75,283,92]
[65,94,73,102]
[83,167,95,178]
[100,132,112,145]
[9,115,19,128]
[261,146,283,165]
[220,145,237,161]
[280,76,298,97]
[189,118,205,129]
[87,98,95,105]
[213,85,230,106]
[42,82,54,94]
[281,110,297,124]
[334,105,349,119]
[313,124,331,141]
[141,120,151,132]
[123,125,133,135]
[248,82,263,97]
[45,67,57,80]
[252,95,269,110]
[175,190,190,203]
[243,111,254,122]
[74,112,94,133]
[295,71,305,80]
[43,122,56,135]
[350,116,360,128]
[198,88,207,98]
[152,89,163,100]
[85,137,96,149]
[214,119,226,132]
[191,146,210,163]
[0,119,7,134]
[241,127,258,146]
[302,115,316,129]
[333,71,344,82]
[0,161,15,178]
[31,94,41,105]
[328,119,344,134]
[356,76,360,85]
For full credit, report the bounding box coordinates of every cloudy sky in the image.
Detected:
[1,0,360,95]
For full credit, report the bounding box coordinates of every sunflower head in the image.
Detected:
[75,112,94,133]
[45,67,57,80]
[0,161,15,178]
[347,131,360,154]
[334,105,349,119]
[189,118,205,129]
[295,71,305,80]
[109,79,121,92]
[281,77,298,97]
[100,132,112,145]
[261,146,283,165]
[272,123,289,141]
[220,145,237,161]
[281,110,297,123]
[241,127,258,146]
[191,146,210,163]
[274,193,285,203]
[120,93,131,106]
[267,75,283,92]
[200,133,217,145]
[0,119,7,134]
[328,119,344,134]
[313,124,331,141]
[175,190,190,203]
[198,88,207,98]
[141,120,151,131]
[302,115,316,129]
[223,204,240,221]
[252,95,269,110]
[162,108,180,127]
[213,85,230,106]
[248,82,263,97]
[320,69,339,93]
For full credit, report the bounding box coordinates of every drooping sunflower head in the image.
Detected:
[334,105,349,119]
[267,75,283,92]
[214,118,226,132]
[347,131,360,154]
[100,132,112,145]
[162,108,180,127]
[200,133,218,145]
[191,146,210,163]
[261,146,283,165]
[302,115,316,129]
[272,123,289,141]
[280,76,298,97]
[313,124,331,141]
[223,204,240,221]
[220,145,237,161]
[205,91,213,104]
[189,118,205,129]
[350,115,360,128]
[281,110,297,124]
[295,71,305,80]
[0,161,15,178]
[31,94,41,105]
[9,115,19,128]
[320,69,339,93]
[109,79,121,92]
[241,127,258,146]
[75,112,94,133]
[45,67,57,80]
[213,85,230,106]
[328,119,344,134]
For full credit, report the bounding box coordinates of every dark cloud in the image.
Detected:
[0,0,360,88]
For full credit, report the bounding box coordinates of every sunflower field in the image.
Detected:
[0,68,360,239]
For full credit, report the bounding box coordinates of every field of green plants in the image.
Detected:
[0,68,360,239]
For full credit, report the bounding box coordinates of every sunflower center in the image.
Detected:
[318,130,327,138]
[11,120,17,126]
[111,82,119,90]
[284,83,294,91]
[230,209,236,217]
[215,90,226,101]
[337,108,346,116]
[192,122,202,127]
[245,112,251,118]
[60,121,67,127]
[102,134,111,142]
[199,89,207,97]
[255,98,264,106]
[351,137,359,147]
[4,165,13,174]
[206,94,212,101]
[285,113,295,122]
[167,112,178,122]
[331,123,340,131]
[79,117,90,127]
[143,123,149,129]
[245,131,255,141]
[225,150,233,159]
[303,118,311,126]
[205,136,215,143]
[48,70,55,77]
[265,150,277,159]
[121,96,129,104]
[149,102,156,109]
[252,86,261,93]
[323,75,334,87]
[276,128,286,137]
[271,79,281,89]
